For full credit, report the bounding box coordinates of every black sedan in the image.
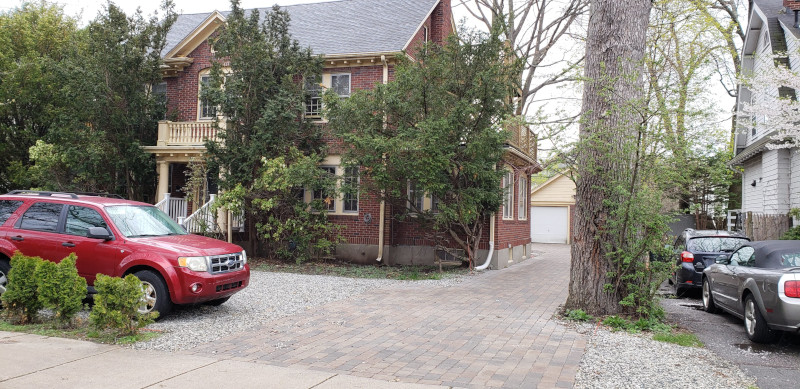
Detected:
[702,240,800,343]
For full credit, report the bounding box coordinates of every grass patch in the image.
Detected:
[653,331,704,347]
[565,309,594,322]
[251,257,469,280]
[0,314,160,345]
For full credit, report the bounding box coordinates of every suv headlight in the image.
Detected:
[241,250,247,265]
[178,256,209,272]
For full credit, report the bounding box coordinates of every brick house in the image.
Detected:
[142,0,541,269]
[731,0,799,235]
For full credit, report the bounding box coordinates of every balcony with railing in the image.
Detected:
[505,121,537,163]
[155,120,224,147]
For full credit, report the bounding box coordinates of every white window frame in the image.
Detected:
[502,169,514,220]
[198,73,217,120]
[408,181,424,212]
[304,77,323,117]
[330,73,351,98]
[313,166,336,212]
[517,175,528,220]
[343,166,359,213]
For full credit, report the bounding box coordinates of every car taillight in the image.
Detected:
[785,281,800,298]
[681,251,694,263]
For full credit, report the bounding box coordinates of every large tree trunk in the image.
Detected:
[565,0,652,316]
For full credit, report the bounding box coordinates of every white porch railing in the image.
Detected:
[155,193,188,223]
[183,194,220,234]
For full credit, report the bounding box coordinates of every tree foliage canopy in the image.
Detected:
[204,1,334,260]
[325,28,520,266]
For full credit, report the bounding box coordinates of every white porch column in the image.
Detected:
[157,161,169,203]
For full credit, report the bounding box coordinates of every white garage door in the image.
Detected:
[530,206,569,243]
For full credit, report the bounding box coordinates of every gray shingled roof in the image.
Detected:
[163,0,439,57]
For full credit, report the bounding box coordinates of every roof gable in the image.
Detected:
[163,0,440,59]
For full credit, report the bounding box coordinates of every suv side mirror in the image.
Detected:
[87,227,112,240]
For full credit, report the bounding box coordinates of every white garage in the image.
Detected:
[530,172,575,244]
[531,206,569,243]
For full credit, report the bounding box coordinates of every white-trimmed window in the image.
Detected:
[331,73,351,98]
[502,170,514,219]
[517,175,528,220]
[305,78,323,117]
[199,75,217,120]
[313,166,336,211]
[343,166,359,212]
[408,181,424,211]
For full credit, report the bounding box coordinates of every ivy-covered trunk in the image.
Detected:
[566,0,652,316]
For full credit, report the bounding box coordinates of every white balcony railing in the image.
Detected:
[156,120,223,147]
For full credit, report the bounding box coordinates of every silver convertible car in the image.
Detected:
[702,240,800,343]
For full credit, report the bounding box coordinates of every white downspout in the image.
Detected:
[376,55,389,262]
[474,213,495,270]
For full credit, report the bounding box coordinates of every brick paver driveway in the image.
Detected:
[187,244,586,388]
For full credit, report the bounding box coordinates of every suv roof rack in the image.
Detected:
[6,190,124,199]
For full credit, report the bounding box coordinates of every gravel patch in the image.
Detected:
[574,325,757,389]
[132,270,465,351]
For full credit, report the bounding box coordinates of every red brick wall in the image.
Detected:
[406,0,454,59]
[495,168,532,249]
[166,40,217,121]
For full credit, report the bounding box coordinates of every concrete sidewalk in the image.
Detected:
[0,331,451,388]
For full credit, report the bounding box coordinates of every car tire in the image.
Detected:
[702,278,719,313]
[134,270,172,317]
[744,294,779,343]
[203,297,230,306]
[0,259,10,295]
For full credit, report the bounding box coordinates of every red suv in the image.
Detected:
[0,191,250,315]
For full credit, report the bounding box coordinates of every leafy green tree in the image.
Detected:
[204,1,327,257]
[325,28,519,268]
[0,1,79,191]
[23,1,175,199]
[566,0,676,317]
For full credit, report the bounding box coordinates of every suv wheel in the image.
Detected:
[0,260,9,295]
[134,270,172,316]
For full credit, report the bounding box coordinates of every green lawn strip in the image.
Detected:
[251,258,469,280]
[0,317,160,345]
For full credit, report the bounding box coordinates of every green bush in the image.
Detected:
[1,252,44,324]
[781,226,800,240]
[89,274,156,336]
[602,315,629,330]
[35,254,87,327]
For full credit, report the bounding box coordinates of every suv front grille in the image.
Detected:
[209,253,244,274]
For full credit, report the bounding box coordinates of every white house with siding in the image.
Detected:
[731,0,800,215]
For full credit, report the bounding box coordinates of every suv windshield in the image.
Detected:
[106,205,187,238]
[688,237,748,253]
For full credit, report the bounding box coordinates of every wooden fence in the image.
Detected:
[741,212,791,241]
